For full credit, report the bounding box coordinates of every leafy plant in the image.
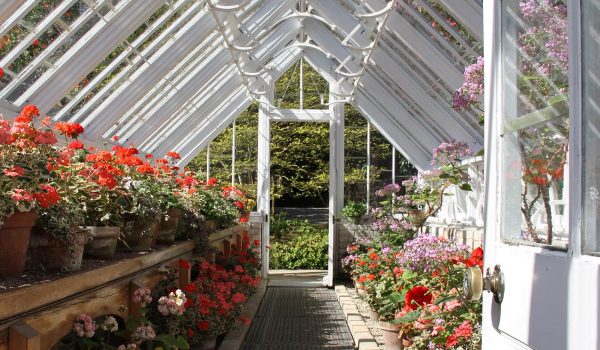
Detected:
[270,227,328,270]
[342,201,367,223]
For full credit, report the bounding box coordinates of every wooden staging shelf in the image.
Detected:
[0,241,195,350]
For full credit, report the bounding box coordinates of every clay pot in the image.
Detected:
[0,211,36,277]
[120,219,159,251]
[28,227,88,272]
[84,226,120,259]
[198,335,217,350]
[156,208,182,244]
[205,220,217,233]
[379,321,402,350]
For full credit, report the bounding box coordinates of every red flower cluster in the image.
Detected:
[55,122,84,138]
[181,252,260,341]
[405,285,433,310]
[465,247,483,269]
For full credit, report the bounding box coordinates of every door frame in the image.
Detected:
[256,79,345,286]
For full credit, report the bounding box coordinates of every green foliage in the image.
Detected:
[341,201,367,222]
[187,61,417,207]
[269,218,328,270]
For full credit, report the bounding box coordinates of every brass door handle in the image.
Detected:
[463,265,505,304]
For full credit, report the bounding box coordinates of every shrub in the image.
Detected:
[270,227,328,270]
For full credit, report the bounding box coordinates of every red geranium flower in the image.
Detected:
[20,105,40,119]
[167,151,181,159]
[3,166,25,177]
[34,130,57,145]
[34,184,60,208]
[136,163,155,174]
[232,292,246,304]
[0,67,3,79]
[405,285,432,310]
[54,122,84,138]
[197,321,209,331]
[68,140,84,149]
[466,247,484,269]
[178,259,191,270]
[207,177,217,186]
[11,189,34,202]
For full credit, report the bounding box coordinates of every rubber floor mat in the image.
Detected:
[240,288,354,350]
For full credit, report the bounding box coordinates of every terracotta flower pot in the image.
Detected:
[84,226,120,259]
[156,208,182,244]
[205,220,217,233]
[120,219,159,251]
[198,335,217,350]
[28,227,88,272]
[379,321,402,350]
[0,211,36,278]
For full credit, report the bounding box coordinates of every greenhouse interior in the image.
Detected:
[0,0,597,349]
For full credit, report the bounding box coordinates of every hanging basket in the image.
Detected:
[0,211,36,278]
[28,227,88,272]
[84,226,120,259]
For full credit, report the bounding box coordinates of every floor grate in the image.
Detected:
[240,287,354,350]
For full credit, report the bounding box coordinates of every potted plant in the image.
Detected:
[342,201,367,224]
[0,105,64,277]
[79,150,132,258]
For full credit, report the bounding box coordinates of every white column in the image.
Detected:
[299,57,304,109]
[206,144,211,182]
[257,81,273,278]
[392,146,396,184]
[366,122,371,211]
[231,120,236,186]
[327,83,345,287]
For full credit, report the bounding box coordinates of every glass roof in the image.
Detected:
[0,0,484,170]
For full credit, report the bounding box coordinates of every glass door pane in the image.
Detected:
[582,0,600,255]
[500,0,569,248]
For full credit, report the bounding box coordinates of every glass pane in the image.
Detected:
[500,0,569,248]
[582,0,600,254]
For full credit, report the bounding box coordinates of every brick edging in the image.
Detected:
[334,285,380,350]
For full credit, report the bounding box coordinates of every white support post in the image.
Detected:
[392,146,396,184]
[326,82,345,287]
[299,57,304,109]
[257,81,273,278]
[206,144,211,182]
[366,122,371,211]
[231,120,236,186]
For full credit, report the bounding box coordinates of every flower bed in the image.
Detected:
[342,140,483,349]
[53,239,261,349]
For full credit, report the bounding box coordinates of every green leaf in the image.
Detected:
[434,295,458,305]
[396,310,420,323]
[547,93,568,106]
[459,183,473,191]
[387,291,405,303]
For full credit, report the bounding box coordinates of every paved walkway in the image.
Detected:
[240,271,354,350]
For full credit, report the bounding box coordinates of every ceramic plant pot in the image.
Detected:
[0,211,36,277]
[84,226,120,259]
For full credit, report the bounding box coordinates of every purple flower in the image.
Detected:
[398,233,469,273]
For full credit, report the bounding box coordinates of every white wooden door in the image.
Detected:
[482,1,600,349]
